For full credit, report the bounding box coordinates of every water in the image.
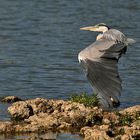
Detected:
[0,132,82,140]
[0,0,140,139]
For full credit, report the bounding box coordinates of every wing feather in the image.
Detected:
[79,39,127,107]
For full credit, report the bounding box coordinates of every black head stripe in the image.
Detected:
[97,23,110,29]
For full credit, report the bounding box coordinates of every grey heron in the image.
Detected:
[78,23,135,108]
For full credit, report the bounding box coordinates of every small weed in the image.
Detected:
[86,113,103,126]
[133,134,140,140]
[119,128,125,135]
[135,111,140,120]
[115,111,121,116]
[70,93,99,107]
[110,121,116,129]
[118,113,133,126]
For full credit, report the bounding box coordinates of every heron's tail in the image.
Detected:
[126,38,136,45]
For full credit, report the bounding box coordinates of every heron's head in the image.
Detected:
[80,23,110,33]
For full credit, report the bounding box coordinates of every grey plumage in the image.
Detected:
[79,24,135,108]
[102,29,126,42]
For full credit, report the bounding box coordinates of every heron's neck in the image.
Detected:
[96,27,109,40]
[96,34,103,40]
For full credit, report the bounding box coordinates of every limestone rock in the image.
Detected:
[1,96,22,103]
[0,121,13,133]
[25,113,60,131]
[25,98,54,114]
[120,105,140,119]
[121,134,133,140]
[80,126,111,140]
[8,101,33,120]
[1,97,140,140]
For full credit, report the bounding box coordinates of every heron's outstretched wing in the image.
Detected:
[78,39,127,108]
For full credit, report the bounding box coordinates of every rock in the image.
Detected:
[120,105,140,117]
[103,118,110,124]
[1,96,22,103]
[121,134,133,140]
[25,98,54,114]
[0,97,140,140]
[103,112,118,124]
[80,126,111,140]
[8,101,33,120]
[99,125,109,131]
[25,113,60,131]
[57,122,71,130]
[0,121,13,133]
[123,126,140,136]
[39,132,57,140]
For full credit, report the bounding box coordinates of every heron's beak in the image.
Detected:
[80,26,98,31]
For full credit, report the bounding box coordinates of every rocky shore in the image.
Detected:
[0,96,140,140]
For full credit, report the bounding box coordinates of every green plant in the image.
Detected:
[135,111,140,120]
[118,113,133,126]
[70,93,99,107]
[86,113,103,126]
[119,128,125,135]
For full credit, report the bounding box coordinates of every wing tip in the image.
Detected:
[99,96,120,109]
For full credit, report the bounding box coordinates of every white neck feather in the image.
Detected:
[96,34,103,40]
